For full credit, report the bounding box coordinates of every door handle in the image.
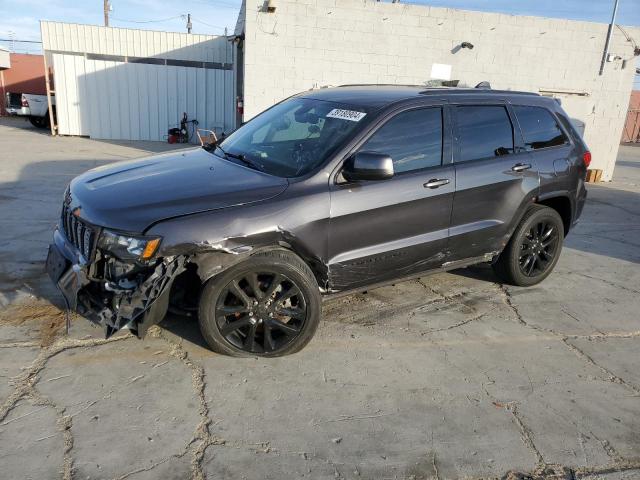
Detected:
[512,163,532,172]
[424,178,450,189]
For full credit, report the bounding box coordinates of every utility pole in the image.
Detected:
[599,0,619,76]
[187,13,192,34]
[104,0,110,27]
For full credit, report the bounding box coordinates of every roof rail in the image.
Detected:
[475,81,491,89]
[337,83,426,88]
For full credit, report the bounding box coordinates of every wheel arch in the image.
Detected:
[499,191,573,259]
[184,243,327,291]
[535,193,573,236]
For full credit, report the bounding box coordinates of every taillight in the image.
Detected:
[21,96,29,107]
[583,151,591,168]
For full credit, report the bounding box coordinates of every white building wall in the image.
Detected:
[240,0,640,180]
[0,48,9,69]
[41,22,232,62]
[42,21,235,141]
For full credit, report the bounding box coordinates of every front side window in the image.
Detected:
[513,106,569,151]
[455,106,514,162]
[359,108,443,174]
[215,98,372,178]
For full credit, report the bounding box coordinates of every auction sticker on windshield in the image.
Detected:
[326,109,367,122]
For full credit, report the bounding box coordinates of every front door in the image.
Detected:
[448,102,540,261]
[328,105,455,290]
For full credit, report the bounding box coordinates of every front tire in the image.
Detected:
[493,205,564,286]
[198,250,321,357]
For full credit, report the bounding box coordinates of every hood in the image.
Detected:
[67,148,289,232]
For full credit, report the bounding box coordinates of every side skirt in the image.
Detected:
[322,252,498,301]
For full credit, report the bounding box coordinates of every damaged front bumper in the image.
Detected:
[46,228,187,338]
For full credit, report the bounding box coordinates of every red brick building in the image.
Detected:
[0,53,46,116]
[622,91,640,143]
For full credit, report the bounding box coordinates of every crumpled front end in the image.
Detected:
[46,210,188,338]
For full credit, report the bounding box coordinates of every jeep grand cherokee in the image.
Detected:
[46,85,589,356]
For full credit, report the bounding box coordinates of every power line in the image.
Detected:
[191,18,229,30]
[0,38,42,43]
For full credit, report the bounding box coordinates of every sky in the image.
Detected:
[1,0,639,86]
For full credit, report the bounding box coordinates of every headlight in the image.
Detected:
[98,230,161,261]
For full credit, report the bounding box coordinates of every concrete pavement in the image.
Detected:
[0,117,638,479]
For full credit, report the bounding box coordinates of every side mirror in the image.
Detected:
[343,152,394,182]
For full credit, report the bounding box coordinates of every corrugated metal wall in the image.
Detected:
[41,22,232,61]
[41,21,235,141]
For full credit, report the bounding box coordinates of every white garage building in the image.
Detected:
[42,0,640,180]
[40,22,237,141]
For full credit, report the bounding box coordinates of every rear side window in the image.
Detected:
[455,106,514,162]
[360,107,443,173]
[513,106,569,150]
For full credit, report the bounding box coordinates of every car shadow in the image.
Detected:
[0,116,53,136]
[159,313,210,349]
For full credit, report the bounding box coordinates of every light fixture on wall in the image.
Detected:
[451,41,475,54]
[263,0,276,12]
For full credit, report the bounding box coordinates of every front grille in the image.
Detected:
[61,205,96,260]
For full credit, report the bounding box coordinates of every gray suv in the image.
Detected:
[46,85,589,356]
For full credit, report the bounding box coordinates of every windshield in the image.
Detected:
[215,98,373,177]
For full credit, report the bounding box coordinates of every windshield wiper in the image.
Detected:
[215,145,265,172]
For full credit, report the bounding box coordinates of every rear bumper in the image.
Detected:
[46,228,187,337]
[5,107,30,116]
[574,184,587,226]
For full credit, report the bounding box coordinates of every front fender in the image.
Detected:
[146,207,329,287]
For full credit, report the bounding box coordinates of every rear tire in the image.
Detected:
[493,205,564,286]
[29,114,50,129]
[198,250,321,357]
[29,116,45,128]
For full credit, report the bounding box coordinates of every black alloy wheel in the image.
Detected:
[215,271,307,354]
[518,220,560,277]
[493,205,565,287]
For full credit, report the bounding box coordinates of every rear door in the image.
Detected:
[328,104,455,290]
[448,101,540,262]
[510,104,576,199]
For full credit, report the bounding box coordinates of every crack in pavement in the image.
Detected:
[498,284,640,396]
[115,450,189,480]
[541,400,624,464]
[567,331,640,340]
[147,326,226,480]
[561,338,640,395]
[421,306,498,335]
[505,402,545,465]
[494,283,640,478]
[574,460,640,478]
[2,324,225,480]
[556,271,640,296]
[500,461,640,480]
[0,333,133,479]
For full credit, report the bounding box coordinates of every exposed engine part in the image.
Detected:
[78,255,189,338]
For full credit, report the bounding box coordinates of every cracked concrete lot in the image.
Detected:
[1,116,639,480]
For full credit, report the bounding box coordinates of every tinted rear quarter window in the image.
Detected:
[513,106,569,151]
[361,107,443,173]
[455,106,514,162]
